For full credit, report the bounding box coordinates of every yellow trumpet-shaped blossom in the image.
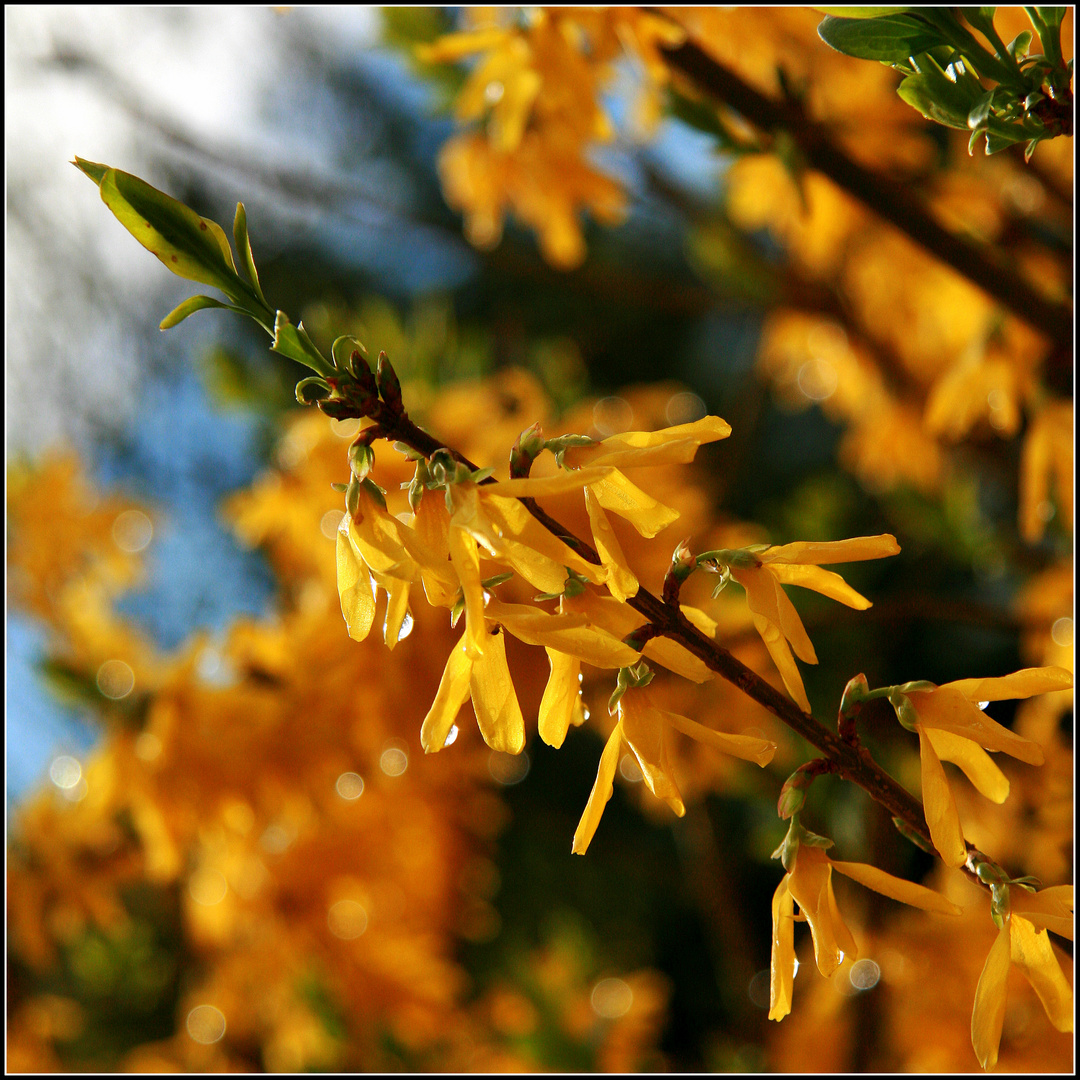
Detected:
[903,667,1073,867]
[572,687,776,854]
[971,888,1074,1071]
[420,624,525,755]
[727,534,901,712]
[769,845,962,1021]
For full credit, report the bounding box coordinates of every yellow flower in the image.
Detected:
[971,889,1074,1071]
[1019,399,1073,544]
[572,687,775,854]
[902,667,1073,867]
[769,844,962,1021]
[567,416,732,562]
[420,624,524,755]
[725,534,901,712]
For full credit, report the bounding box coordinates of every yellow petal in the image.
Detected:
[486,466,612,499]
[787,846,846,977]
[642,636,714,683]
[731,565,817,664]
[482,493,606,586]
[336,523,375,642]
[917,726,968,868]
[449,526,487,660]
[348,494,417,578]
[538,648,581,749]
[826,872,859,963]
[403,494,457,607]
[486,597,639,668]
[421,634,473,752]
[598,415,732,453]
[751,613,812,714]
[766,563,872,610]
[911,686,1045,765]
[1009,915,1073,1032]
[470,625,524,754]
[415,27,508,63]
[945,666,1073,702]
[769,876,796,1021]
[680,605,717,636]
[584,486,639,602]
[1009,886,1074,941]
[587,473,680,537]
[971,923,1010,1071]
[585,438,701,470]
[923,727,1009,804]
[382,577,411,651]
[572,721,623,855]
[828,859,962,914]
[663,710,776,766]
[762,534,900,565]
[619,693,685,815]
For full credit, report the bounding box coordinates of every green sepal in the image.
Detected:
[608,661,654,715]
[817,12,941,62]
[159,294,247,330]
[295,376,332,404]
[360,477,387,510]
[232,202,268,308]
[348,441,375,478]
[271,311,335,377]
[480,572,514,589]
[332,335,368,372]
[892,815,935,853]
[890,691,921,731]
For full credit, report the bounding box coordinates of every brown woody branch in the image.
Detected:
[654,32,1073,354]
[369,403,941,857]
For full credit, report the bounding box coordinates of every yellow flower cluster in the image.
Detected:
[418,7,684,267]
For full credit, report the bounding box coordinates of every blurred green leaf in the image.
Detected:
[158,294,243,330]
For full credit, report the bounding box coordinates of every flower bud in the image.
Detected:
[376,351,403,412]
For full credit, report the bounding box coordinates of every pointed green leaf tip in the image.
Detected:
[73,157,263,312]
[72,156,109,185]
[159,295,241,330]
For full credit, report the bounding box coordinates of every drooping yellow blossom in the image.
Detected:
[769,844,962,1021]
[420,625,525,755]
[1019,399,1073,544]
[572,687,776,854]
[902,667,1073,867]
[566,416,732,556]
[971,889,1074,1071]
[728,534,901,713]
[537,647,586,749]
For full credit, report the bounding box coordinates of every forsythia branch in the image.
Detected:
[652,23,1074,352]
[375,405,940,856]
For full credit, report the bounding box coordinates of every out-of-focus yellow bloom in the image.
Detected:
[971,889,1074,1071]
[902,668,1073,867]
[925,344,1034,441]
[769,844,961,1021]
[727,535,900,713]
[1019,399,1073,543]
[421,624,525,754]
[572,687,775,854]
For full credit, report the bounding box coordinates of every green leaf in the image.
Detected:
[1032,7,1066,30]
[232,202,268,308]
[159,294,245,330]
[984,124,1027,153]
[271,311,335,377]
[92,165,248,302]
[1007,30,1033,57]
[72,156,109,185]
[817,13,942,61]
[966,89,997,131]
[897,54,986,129]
